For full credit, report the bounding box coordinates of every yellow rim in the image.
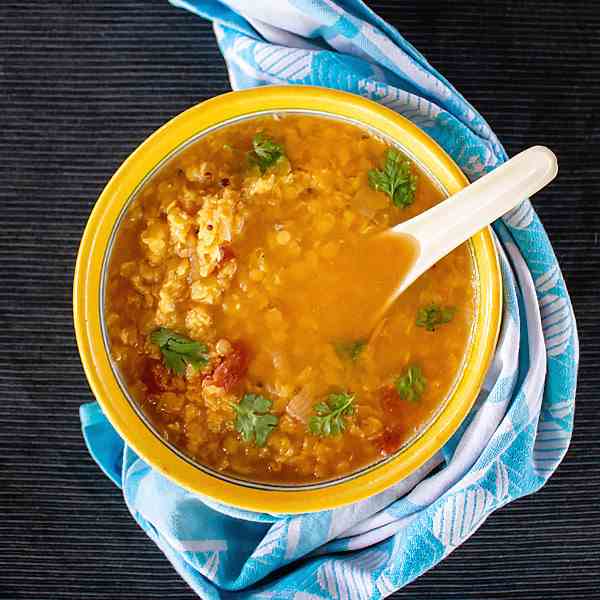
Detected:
[74,86,502,513]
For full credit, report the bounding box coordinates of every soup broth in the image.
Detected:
[105,114,474,483]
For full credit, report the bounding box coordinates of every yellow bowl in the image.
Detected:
[74,86,502,514]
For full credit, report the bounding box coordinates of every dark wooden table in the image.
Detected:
[1,1,598,598]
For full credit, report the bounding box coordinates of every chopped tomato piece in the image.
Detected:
[379,385,401,414]
[378,428,404,456]
[142,359,172,394]
[207,341,249,392]
[218,244,235,266]
[376,385,406,455]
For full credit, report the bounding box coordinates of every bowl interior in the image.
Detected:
[100,109,480,491]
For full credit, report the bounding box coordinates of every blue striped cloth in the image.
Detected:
[80,1,579,597]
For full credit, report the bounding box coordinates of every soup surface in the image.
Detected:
[105,114,474,484]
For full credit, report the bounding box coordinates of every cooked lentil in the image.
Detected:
[105,114,474,483]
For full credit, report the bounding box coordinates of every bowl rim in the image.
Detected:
[74,85,502,513]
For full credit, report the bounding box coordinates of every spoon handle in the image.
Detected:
[394,145,558,291]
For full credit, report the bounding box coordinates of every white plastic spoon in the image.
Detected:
[374,145,558,322]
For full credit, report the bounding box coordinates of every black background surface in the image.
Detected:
[1,1,599,598]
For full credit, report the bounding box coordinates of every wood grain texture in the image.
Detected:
[0,1,598,598]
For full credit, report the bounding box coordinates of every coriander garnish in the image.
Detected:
[368,148,417,208]
[416,303,456,331]
[334,339,366,362]
[150,328,209,375]
[231,394,278,447]
[394,366,426,402]
[247,132,286,173]
[308,392,355,437]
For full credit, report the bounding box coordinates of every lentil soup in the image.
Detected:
[105,114,475,484]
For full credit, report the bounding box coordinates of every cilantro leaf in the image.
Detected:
[308,392,355,437]
[334,339,366,362]
[368,148,417,208]
[231,394,278,447]
[394,366,426,402]
[150,328,209,375]
[416,304,456,331]
[247,132,285,173]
